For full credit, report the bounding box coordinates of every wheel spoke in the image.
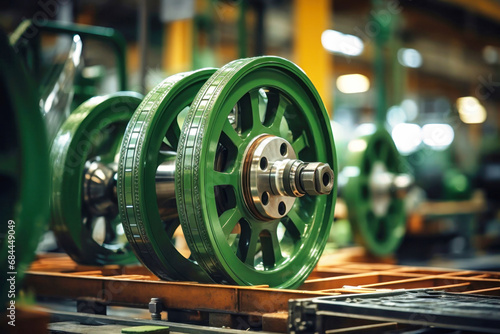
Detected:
[265,92,288,129]
[238,90,262,135]
[283,210,306,240]
[368,215,381,236]
[237,227,260,266]
[377,218,389,240]
[358,201,372,216]
[165,120,181,150]
[208,170,239,188]
[222,117,243,147]
[387,202,404,229]
[261,229,283,268]
[220,208,243,236]
[292,132,309,155]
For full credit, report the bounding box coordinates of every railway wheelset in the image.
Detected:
[2,25,409,291]
[51,57,338,288]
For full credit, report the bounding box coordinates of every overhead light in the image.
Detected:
[342,166,360,178]
[348,139,367,152]
[355,123,376,136]
[321,30,364,56]
[483,46,499,65]
[387,106,407,127]
[456,96,487,124]
[391,123,422,155]
[397,48,422,68]
[401,99,418,121]
[422,124,454,150]
[336,74,370,94]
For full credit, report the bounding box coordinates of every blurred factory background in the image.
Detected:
[2,0,500,269]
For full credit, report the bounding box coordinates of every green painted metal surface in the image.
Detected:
[176,56,337,288]
[51,92,141,265]
[343,129,406,256]
[118,69,217,282]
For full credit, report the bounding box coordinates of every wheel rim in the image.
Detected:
[118,69,217,282]
[344,128,406,256]
[51,92,142,265]
[0,32,49,307]
[176,57,337,288]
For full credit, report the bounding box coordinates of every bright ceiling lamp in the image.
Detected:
[336,74,370,94]
[397,48,423,68]
[422,124,454,150]
[321,30,364,56]
[391,123,422,155]
[456,96,487,124]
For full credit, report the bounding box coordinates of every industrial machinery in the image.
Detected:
[50,92,142,265]
[2,18,409,291]
[3,20,337,289]
[6,21,138,266]
[48,56,337,288]
[331,3,412,257]
[342,127,411,256]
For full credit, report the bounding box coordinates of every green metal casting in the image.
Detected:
[118,69,217,282]
[51,92,141,265]
[343,129,406,256]
[176,56,337,288]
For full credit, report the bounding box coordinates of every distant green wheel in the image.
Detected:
[51,92,141,265]
[118,69,216,282]
[344,128,410,256]
[0,32,49,307]
[177,56,337,288]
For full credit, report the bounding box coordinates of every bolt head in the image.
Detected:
[149,300,163,313]
[314,163,334,194]
[300,162,334,195]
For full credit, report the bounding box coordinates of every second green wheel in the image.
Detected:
[118,69,216,282]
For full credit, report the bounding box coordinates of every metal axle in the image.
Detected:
[85,136,335,222]
[84,153,178,221]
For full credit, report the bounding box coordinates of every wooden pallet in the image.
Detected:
[24,252,500,333]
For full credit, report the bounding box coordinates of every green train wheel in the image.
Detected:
[0,32,49,307]
[51,92,141,265]
[118,69,216,282]
[177,56,337,288]
[344,128,408,256]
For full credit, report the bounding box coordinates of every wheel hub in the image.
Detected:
[242,134,334,220]
[84,161,118,217]
[369,162,413,218]
[84,153,179,222]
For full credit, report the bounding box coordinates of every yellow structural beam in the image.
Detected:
[163,19,193,73]
[293,0,332,114]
